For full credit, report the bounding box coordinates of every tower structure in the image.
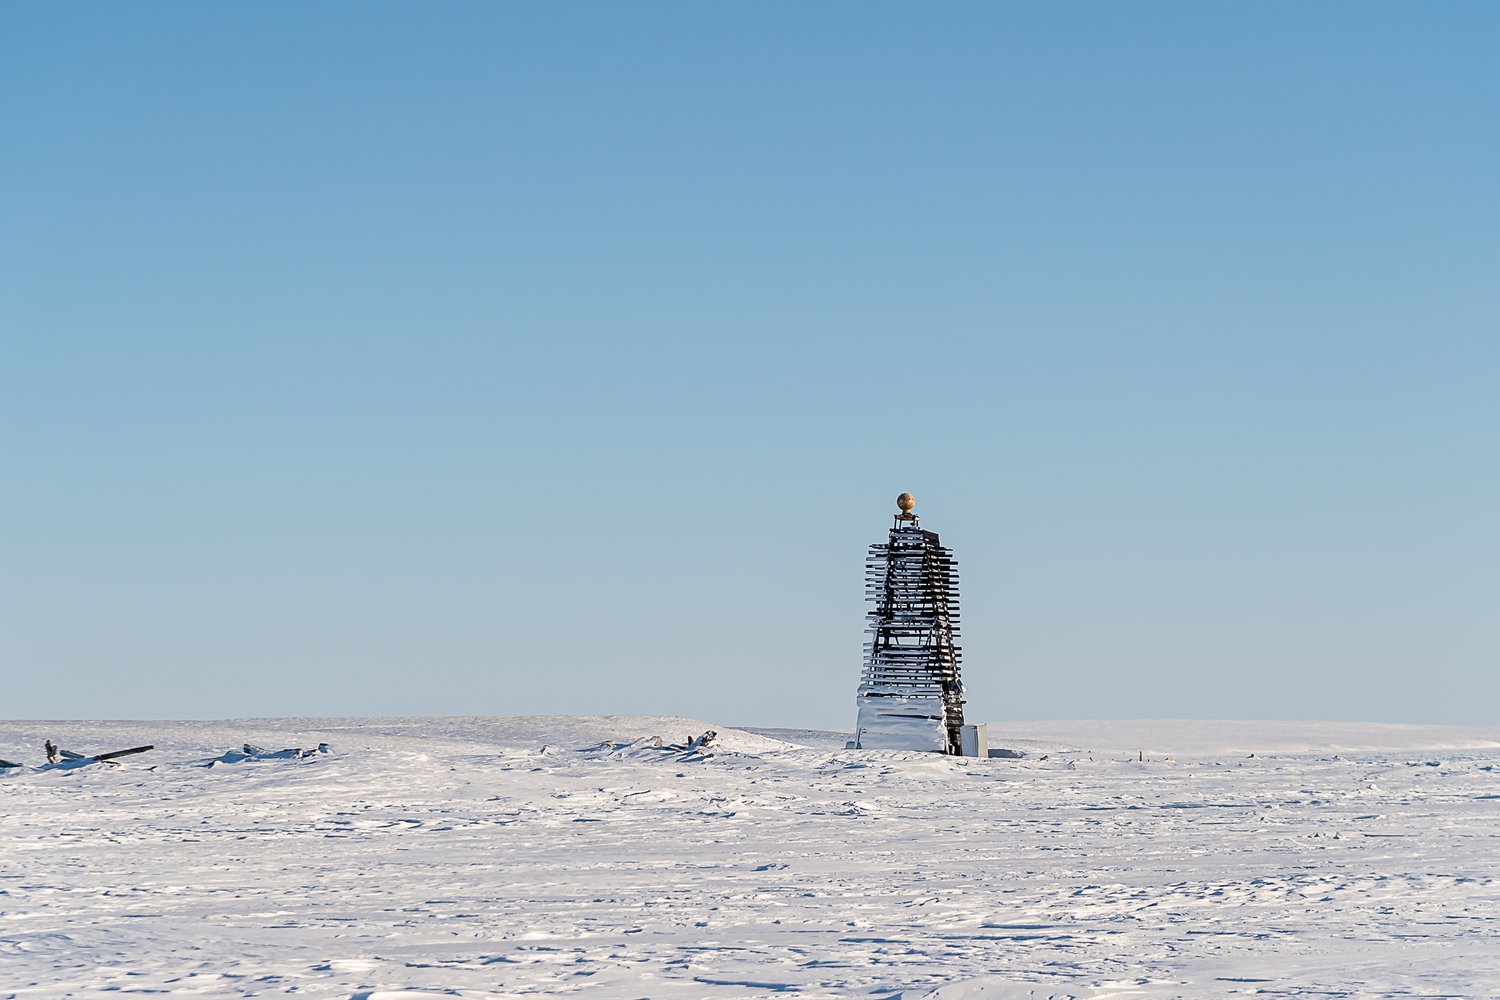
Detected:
[854,493,966,754]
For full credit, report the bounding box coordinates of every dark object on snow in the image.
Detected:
[45,740,59,764]
[584,730,719,761]
[43,744,155,769]
[987,747,1026,759]
[91,745,154,763]
[204,743,331,764]
[243,743,326,759]
[0,758,22,769]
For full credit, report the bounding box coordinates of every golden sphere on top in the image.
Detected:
[896,492,916,513]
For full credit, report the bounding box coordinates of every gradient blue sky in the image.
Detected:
[4,3,1496,726]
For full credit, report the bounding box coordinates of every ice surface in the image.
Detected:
[3,715,1500,998]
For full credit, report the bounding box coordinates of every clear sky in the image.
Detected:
[4,3,1496,727]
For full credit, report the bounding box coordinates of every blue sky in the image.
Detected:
[4,3,1496,726]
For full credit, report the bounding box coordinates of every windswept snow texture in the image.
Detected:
[3,717,1500,999]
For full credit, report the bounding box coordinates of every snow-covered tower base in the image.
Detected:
[854,494,965,754]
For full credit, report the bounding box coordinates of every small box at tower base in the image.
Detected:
[853,493,970,755]
[959,723,988,758]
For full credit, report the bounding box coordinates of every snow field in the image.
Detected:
[2,716,1499,998]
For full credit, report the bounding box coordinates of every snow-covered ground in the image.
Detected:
[3,716,1499,999]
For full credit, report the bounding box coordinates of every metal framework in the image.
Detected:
[854,505,966,754]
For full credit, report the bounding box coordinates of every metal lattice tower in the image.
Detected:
[854,494,965,754]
